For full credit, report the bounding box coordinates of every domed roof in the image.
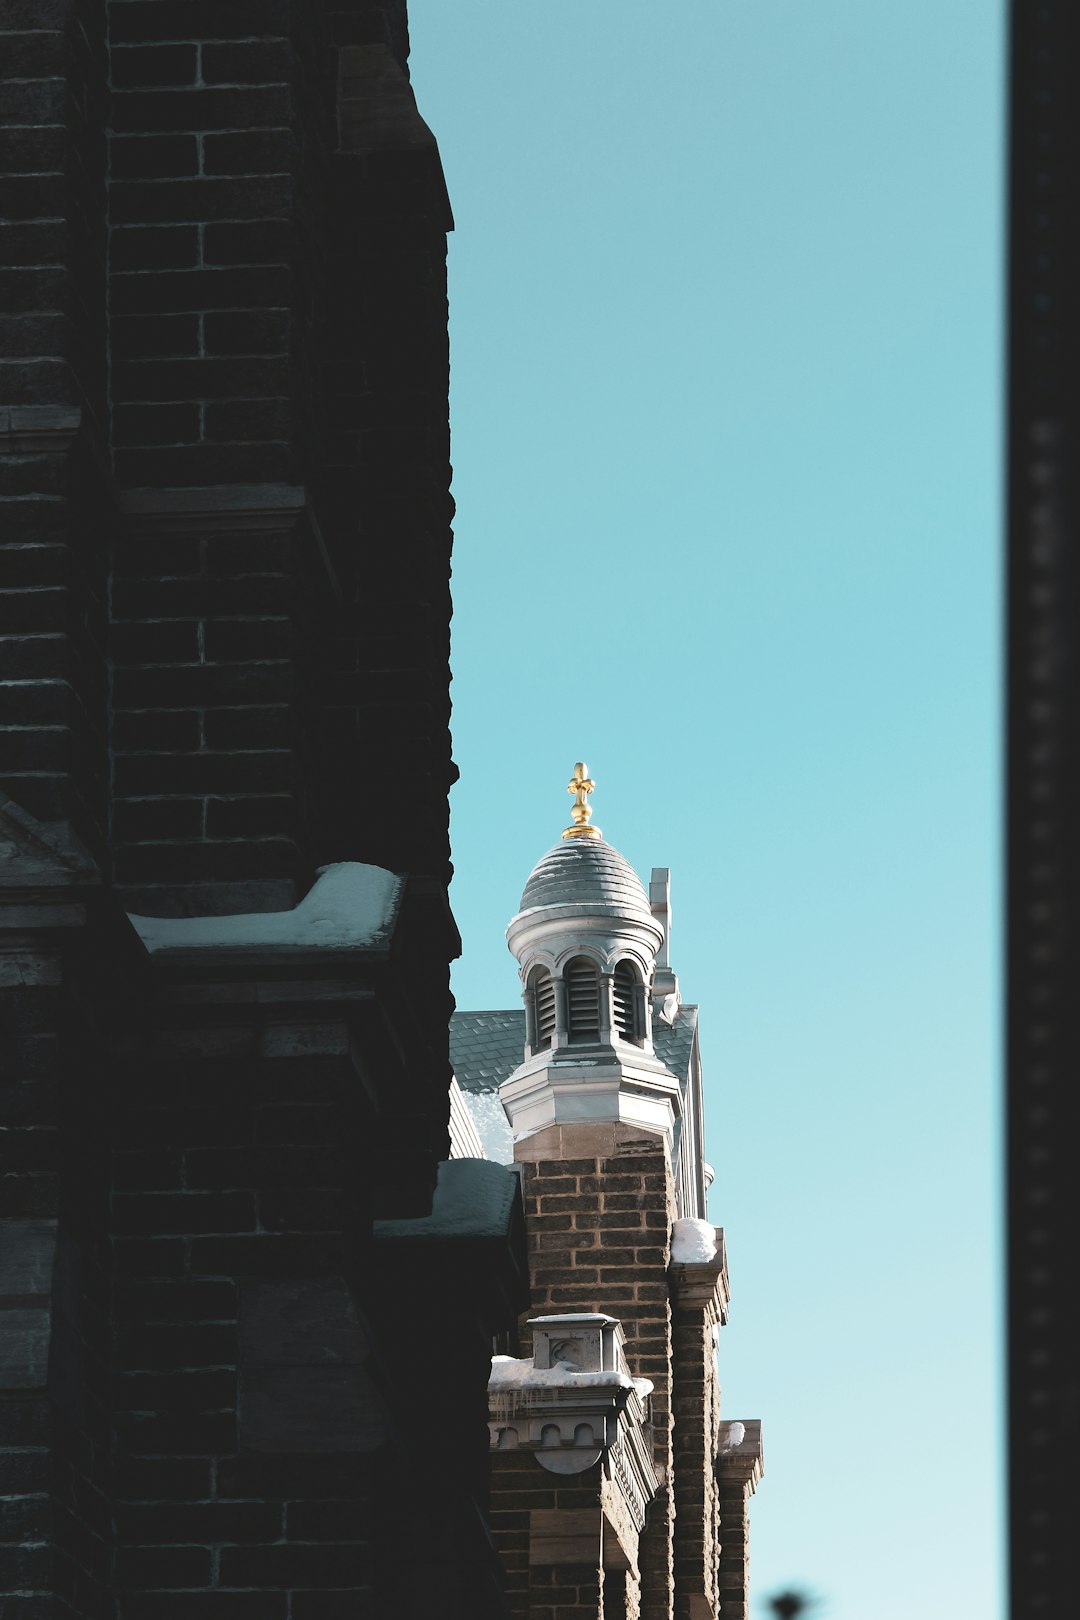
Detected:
[517,837,653,921]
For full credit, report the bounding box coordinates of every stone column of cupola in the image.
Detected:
[552,974,570,1051]
[523,983,537,1051]
[637,974,653,1051]
[503,767,679,1150]
[598,968,615,1047]
[645,984,655,1047]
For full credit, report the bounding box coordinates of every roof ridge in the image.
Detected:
[451,1007,524,1018]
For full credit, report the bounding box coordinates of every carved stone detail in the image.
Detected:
[488,1310,659,1529]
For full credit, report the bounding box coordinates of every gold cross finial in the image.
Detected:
[562,761,602,840]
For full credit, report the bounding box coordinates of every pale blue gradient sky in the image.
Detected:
[409,3,1005,1615]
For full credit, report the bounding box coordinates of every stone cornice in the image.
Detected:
[0,794,100,935]
[715,1418,764,1494]
[499,1046,681,1151]
[668,1226,730,1323]
[490,1377,658,1564]
[118,483,343,602]
[0,795,99,888]
[488,1312,660,1543]
[119,483,307,533]
[0,406,82,455]
[490,1374,638,1470]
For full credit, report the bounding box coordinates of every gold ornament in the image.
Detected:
[562,761,602,840]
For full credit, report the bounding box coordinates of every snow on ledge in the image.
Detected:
[375,1158,519,1243]
[670,1217,719,1265]
[529,1313,618,1325]
[128,862,403,956]
[489,1356,654,1400]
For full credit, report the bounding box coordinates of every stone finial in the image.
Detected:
[562,761,602,841]
[530,1312,623,1373]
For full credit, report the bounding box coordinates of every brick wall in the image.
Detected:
[2,0,454,892]
[1,2,497,1615]
[511,1124,678,1620]
[105,0,455,908]
[671,1316,721,1619]
[1,953,68,1618]
[104,921,511,1619]
[1,0,110,854]
[530,1562,606,1620]
[109,1006,378,1619]
[1,0,108,426]
[0,923,121,1620]
[107,1,296,491]
[714,1476,751,1620]
[491,1449,612,1620]
[109,500,303,912]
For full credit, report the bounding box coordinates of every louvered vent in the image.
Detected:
[613,961,638,1041]
[566,957,600,1041]
[533,970,556,1049]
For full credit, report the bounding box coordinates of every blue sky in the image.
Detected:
[408,3,1005,1615]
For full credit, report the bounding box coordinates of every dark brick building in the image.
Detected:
[1,3,526,1615]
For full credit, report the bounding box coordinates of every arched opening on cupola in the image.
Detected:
[529,966,556,1050]
[613,959,642,1044]
[565,956,601,1042]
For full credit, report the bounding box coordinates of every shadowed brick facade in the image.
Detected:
[1,3,528,1616]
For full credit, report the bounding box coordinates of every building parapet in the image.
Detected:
[716,1417,765,1494]
[488,1311,660,1572]
[668,1219,730,1324]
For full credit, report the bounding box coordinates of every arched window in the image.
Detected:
[530,967,556,1050]
[613,960,640,1042]
[565,956,601,1041]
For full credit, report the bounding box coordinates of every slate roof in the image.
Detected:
[450,1009,526,1095]
[655,1002,699,1086]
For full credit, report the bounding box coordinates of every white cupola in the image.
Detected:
[499,763,683,1150]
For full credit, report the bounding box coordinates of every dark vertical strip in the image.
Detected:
[1007,4,1080,1615]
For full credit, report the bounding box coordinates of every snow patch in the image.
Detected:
[448,1076,486,1160]
[659,991,680,1025]
[128,862,402,955]
[530,1313,616,1325]
[670,1217,719,1265]
[457,1085,514,1164]
[489,1356,653,1399]
[374,1157,518,1242]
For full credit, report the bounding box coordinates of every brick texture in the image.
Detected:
[671,1314,722,1619]
[0,0,110,850]
[104,0,454,908]
[0,4,509,1618]
[495,1125,679,1620]
[714,1476,752,1620]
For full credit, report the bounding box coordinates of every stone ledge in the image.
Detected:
[715,1418,764,1493]
[119,482,306,532]
[0,793,100,921]
[668,1226,730,1322]
[117,483,343,599]
[0,406,82,455]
